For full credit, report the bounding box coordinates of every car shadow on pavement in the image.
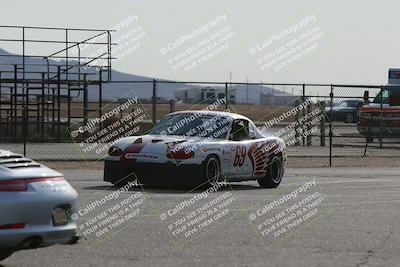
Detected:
[83,183,262,194]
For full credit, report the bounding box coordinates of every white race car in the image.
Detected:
[104,111,286,188]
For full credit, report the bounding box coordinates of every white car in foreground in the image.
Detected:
[104,111,286,188]
[0,150,79,261]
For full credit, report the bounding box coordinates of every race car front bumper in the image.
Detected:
[104,160,204,187]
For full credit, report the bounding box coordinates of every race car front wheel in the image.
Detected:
[258,154,284,188]
[203,155,220,187]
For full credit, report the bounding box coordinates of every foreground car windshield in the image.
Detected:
[150,113,230,139]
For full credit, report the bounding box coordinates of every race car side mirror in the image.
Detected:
[363,91,369,103]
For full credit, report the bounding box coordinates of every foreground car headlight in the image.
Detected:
[108,146,123,156]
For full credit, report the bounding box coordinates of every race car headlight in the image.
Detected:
[108,146,123,156]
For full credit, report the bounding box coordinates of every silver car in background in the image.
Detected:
[0,150,79,261]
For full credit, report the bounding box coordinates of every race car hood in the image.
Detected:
[111,135,219,162]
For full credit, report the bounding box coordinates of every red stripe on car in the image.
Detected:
[121,137,152,163]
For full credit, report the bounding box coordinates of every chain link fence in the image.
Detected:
[1,81,399,168]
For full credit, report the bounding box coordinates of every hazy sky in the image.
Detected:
[1,0,399,85]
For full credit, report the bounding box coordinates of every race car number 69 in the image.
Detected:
[234,146,246,167]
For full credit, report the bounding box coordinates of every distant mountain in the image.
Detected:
[0,48,289,104]
[0,48,192,101]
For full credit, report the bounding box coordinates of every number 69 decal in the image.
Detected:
[234,146,246,167]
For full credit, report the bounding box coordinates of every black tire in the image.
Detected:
[258,154,284,188]
[203,155,221,187]
[0,250,13,261]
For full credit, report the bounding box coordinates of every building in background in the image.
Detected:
[259,93,299,106]
[174,85,298,106]
[175,87,236,104]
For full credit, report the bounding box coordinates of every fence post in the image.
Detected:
[379,87,383,148]
[41,72,45,140]
[0,71,2,142]
[98,68,103,131]
[57,66,61,142]
[306,103,312,146]
[301,84,306,146]
[329,85,334,167]
[13,64,17,141]
[320,101,326,147]
[225,82,229,111]
[294,99,300,146]
[23,105,27,156]
[152,79,157,125]
[36,95,40,133]
[169,99,175,113]
[83,74,88,140]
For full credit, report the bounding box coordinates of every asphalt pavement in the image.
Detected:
[2,167,400,267]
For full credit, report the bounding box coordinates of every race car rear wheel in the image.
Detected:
[203,155,220,187]
[0,250,13,261]
[258,154,284,188]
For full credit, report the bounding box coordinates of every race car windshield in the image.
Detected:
[150,113,231,139]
